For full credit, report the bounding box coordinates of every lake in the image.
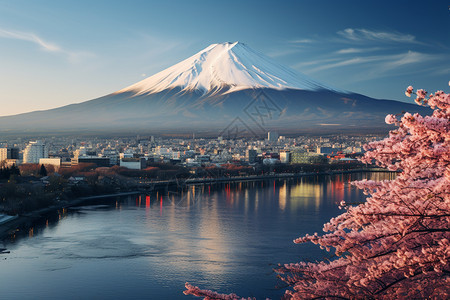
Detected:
[0,172,395,299]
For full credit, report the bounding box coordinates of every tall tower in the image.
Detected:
[23,141,48,163]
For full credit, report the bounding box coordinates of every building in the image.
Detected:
[39,158,62,170]
[245,149,257,163]
[119,152,134,159]
[23,141,48,163]
[267,131,279,142]
[290,151,328,164]
[120,157,146,170]
[195,155,211,164]
[279,151,291,164]
[74,146,96,158]
[317,146,340,155]
[76,157,110,167]
[0,147,19,162]
[3,148,10,162]
[172,151,181,159]
[102,149,119,165]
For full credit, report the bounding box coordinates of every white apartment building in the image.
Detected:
[39,158,61,170]
[23,141,48,163]
[0,148,7,162]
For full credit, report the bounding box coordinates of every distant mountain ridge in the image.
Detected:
[0,42,428,136]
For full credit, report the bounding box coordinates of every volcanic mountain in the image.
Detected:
[0,42,427,136]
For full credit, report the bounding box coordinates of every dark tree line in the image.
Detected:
[0,165,20,180]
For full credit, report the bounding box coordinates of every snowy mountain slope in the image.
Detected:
[0,42,429,136]
[116,42,337,96]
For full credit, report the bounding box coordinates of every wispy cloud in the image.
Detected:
[293,57,341,69]
[335,47,381,54]
[0,28,93,62]
[378,51,433,71]
[289,39,315,44]
[432,67,450,76]
[308,56,382,73]
[0,28,61,52]
[267,38,315,57]
[306,51,434,74]
[338,28,418,43]
[356,51,438,82]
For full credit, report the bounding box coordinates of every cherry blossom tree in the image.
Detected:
[185,84,449,299]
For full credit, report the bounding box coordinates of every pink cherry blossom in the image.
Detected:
[185,84,450,299]
[184,283,254,300]
[384,114,397,124]
[405,85,414,97]
[276,85,450,299]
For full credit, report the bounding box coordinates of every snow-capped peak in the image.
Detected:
[116,42,333,96]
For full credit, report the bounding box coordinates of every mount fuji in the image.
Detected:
[0,42,428,136]
[117,42,334,95]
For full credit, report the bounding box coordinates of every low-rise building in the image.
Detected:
[39,158,62,170]
[280,151,290,164]
[120,157,146,170]
[76,156,110,167]
[317,146,340,155]
[291,151,328,164]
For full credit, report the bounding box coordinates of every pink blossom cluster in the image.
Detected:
[405,85,414,97]
[277,85,450,299]
[184,283,255,300]
[185,85,450,299]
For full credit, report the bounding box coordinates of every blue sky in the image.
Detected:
[0,0,448,116]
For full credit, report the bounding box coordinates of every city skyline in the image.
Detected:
[0,0,449,117]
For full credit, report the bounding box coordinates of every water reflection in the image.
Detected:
[0,172,395,299]
[279,183,287,211]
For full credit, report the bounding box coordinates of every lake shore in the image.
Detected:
[0,168,392,241]
[0,191,141,241]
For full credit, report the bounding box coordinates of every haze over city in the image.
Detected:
[0,0,448,117]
